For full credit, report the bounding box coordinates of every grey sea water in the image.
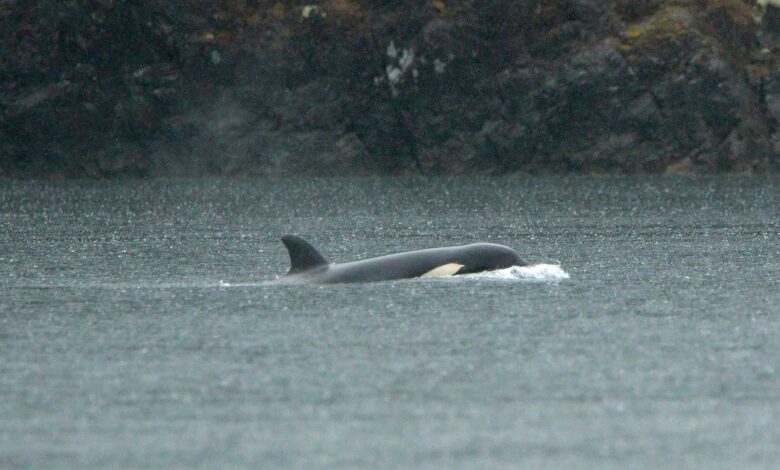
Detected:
[1,176,779,469]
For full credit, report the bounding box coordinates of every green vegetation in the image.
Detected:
[620,6,703,69]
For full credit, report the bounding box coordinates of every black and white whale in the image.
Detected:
[275,235,528,284]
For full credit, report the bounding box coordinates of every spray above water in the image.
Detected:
[460,263,570,282]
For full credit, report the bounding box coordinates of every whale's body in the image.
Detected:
[275,235,528,284]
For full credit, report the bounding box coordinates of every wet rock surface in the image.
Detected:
[1,0,779,177]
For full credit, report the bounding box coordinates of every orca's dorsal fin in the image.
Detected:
[281,235,329,274]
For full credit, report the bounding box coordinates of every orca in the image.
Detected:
[275,235,528,284]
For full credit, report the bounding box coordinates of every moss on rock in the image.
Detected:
[622,6,703,61]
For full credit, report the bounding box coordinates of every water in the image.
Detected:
[1,176,779,469]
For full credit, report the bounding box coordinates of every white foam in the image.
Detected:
[218,280,266,287]
[462,264,570,282]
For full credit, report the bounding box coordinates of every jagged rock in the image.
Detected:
[1,0,778,176]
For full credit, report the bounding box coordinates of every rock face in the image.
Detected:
[1,0,779,177]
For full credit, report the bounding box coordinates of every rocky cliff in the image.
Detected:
[2,0,779,176]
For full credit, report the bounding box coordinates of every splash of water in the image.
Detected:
[463,264,569,282]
